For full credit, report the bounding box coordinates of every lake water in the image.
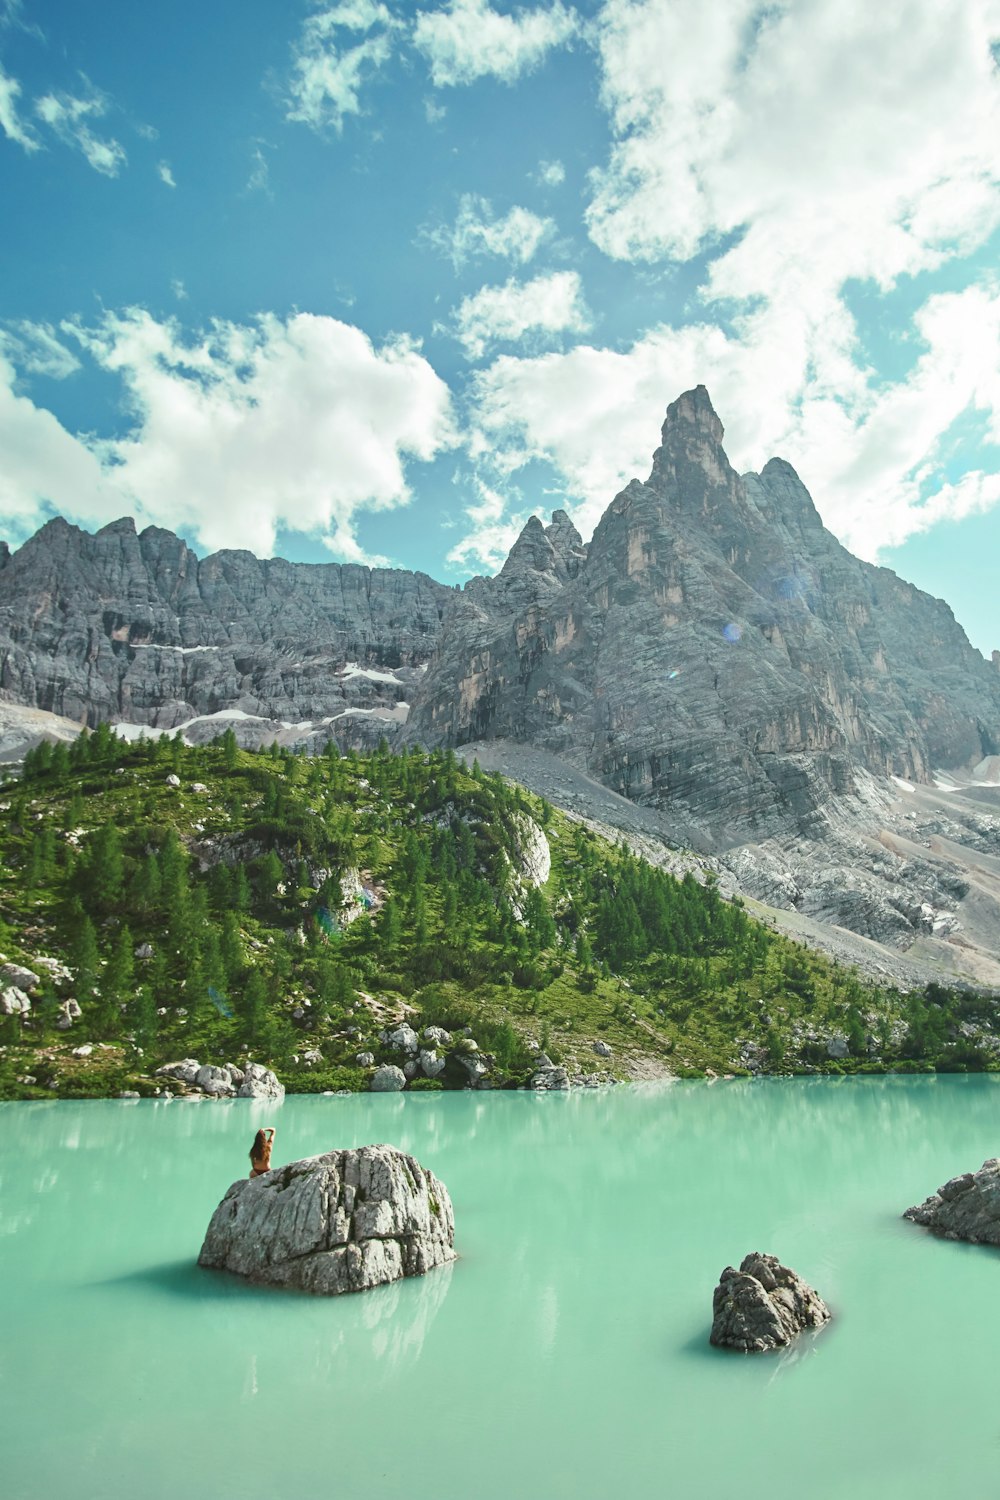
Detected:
[2,1078,999,1500]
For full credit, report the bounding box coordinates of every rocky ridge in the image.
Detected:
[0,517,453,748]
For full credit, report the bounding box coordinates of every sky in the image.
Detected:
[0,0,999,655]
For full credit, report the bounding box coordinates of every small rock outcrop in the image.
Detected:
[904,1158,1000,1244]
[198,1144,456,1295]
[153,1057,284,1101]
[710,1252,831,1352]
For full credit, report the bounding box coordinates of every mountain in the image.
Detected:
[0,516,453,746]
[409,386,1000,848]
[2,387,1000,985]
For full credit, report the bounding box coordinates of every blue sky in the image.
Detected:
[1,0,999,654]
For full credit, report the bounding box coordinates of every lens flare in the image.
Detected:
[723,623,742,643]
[207,986,233,1019]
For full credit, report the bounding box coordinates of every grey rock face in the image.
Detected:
[197,1143,456,1294]
[408,387,1000,854]
[904,1158,1000,1245]
[710,1252,831,1352]
[0,515,453,747]
[371,1064,406,1092]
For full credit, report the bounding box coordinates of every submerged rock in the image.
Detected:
[904,1158,1000,1245]
[710,1252,831,1353]
[198,1143,456,1295]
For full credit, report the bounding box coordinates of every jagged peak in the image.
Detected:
[500,515,554,578]
[662,385,724,446]
[96,517,137,539]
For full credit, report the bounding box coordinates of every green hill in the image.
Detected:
[0,727,996,1099]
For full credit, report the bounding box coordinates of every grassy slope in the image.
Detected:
[0,731,997,1099]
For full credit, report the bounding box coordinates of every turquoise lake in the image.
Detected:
[2,1078,999,1499]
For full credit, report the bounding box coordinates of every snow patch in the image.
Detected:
[890,776,915,793]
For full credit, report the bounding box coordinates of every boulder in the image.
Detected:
[198,1144,456,1294]
[710,1252,831,1352]
[386,1023,419,1054]
[592,1040,613,1057]
[196,1064,236,1097]
[0,986,31,1016]
[371,1064,406,1092]
[165,774,181,787]
[0,963,40,991]
[355,1051,375,1067]
[904,1158,1000,1245]
[236,1062,284,1101]
[419,1048,445,1078]
[155,1058,202,1084]
[71,1044,94,1058]
[423,1026,451,1046]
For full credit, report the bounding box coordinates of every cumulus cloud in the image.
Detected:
[444,1,1000,577]
[35,85,126,175]
[451,270,591,359]
[286,0,400,132]
[413,0,579,87]
[4,309,456,564]
[587,0,1000,291]
[0,348,119,539]
[0,61,40,150]
[464,281,1000,561]
[423,193,554,268]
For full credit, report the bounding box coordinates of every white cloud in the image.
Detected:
[286,1,399,132]
[157,160,176,188]
[0,349,119,539]
[445,475,530,572]
[35,86,126,175]
[1,321,80,379]
[424,193,554,268]
[463,280,1000,562]
[451,269,591,359]
[587,0,1000,292]
[413,0,579,87]
[170,279,188,302]
[0,62,40,150]
[535,158,565,187]
[48,308,457,563]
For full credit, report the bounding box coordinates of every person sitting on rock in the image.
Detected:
[249,1127,275,1178]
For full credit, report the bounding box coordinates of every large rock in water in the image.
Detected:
[198,1144,456,1294]
[904,1158,1000,1244]
[710,1252,831,1352]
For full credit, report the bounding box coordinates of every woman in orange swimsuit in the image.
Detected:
[249,1127,275,1178]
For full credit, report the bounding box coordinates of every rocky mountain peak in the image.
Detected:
[663,384,725,445]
